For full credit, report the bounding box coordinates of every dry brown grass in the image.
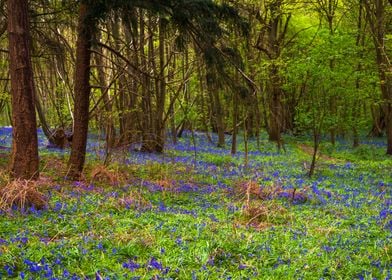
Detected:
[243,202,288,230]
[234,180,282,201]
[154,179,173,189]
[0,179,48,212]
[234,180,309,203]
[90,165,125,186]
[234,180,294,230]
[118,190,152,210]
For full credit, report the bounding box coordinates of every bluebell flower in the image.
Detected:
[123,260,140,272]
[97,242,104,250]
[54,201,64,212]
[344,162,352,169]
[239,264,247,270]
[380,209,389,220]
[175,237,183,246]
[158,201,167,212]
[386,220,392,232]
[24,259,41,273]
[63,269,70,277]
[43,264,53,278]
[209,214,219,222]
[4,265,14,276]
[322,245,334,253]
[148,257,163,270]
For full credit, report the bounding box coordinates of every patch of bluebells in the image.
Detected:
[123,260,141,272]
[0,129,391,279]
[379,204,392,232]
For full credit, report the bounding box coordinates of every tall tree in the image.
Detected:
[67,2,94,179]
[7,0,39,179]
[364,0,392,155]
[67,0,246,179]
[313,0,340,145]
[255,0,291,145]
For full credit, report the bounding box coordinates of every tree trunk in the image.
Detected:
[169,51,177,144]
[231,91,239,155]
[7,0,39,179]
[112,13,132,145]
[206,68,225,147]
[94,40,116,158]
[268,63,282,143]
[309,130,320,178]
[122,10,140,145]
[155,18,167,152]
[353,0,365,148]
[365,0,392,154]
[140,12,155,152]
[68,3,93,179]
[255,0,289,144]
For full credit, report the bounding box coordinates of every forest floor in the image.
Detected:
[0,128,391,279]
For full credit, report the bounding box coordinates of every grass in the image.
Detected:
[0,130,391,279]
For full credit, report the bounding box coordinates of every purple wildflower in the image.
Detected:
[123,260,141,272]
[148,257,163,270]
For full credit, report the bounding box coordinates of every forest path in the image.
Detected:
[297,143,344,164]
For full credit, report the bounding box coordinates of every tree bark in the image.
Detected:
[207,70,225,147]
[364,0,392,154]
[7,0,39,179]
[140,12,155,152]
[231,91,239,155]
[154,18,167,152]
[94,41,116,158]
[255,1,289,144]
[353,0,365,148]
[68,3,93,179]
[268,63,282,143]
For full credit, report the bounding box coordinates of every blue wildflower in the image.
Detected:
[148,257,163,270]
[158,201,167,212]
[209,214,219,222]
[175,237,183,246]
[123,260,140,272]
[239,264,247,270]
[97,242,104,250]
[63,270,70,277]
[4,265,14,276]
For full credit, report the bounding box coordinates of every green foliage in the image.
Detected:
[0,136,391,279]
[2,118,392,279]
